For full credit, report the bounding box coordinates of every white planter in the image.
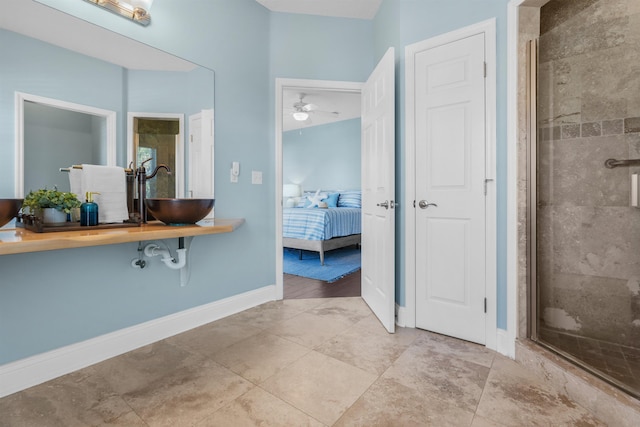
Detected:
[41,208,67,226]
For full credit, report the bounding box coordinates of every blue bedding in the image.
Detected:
[283,207,361,240]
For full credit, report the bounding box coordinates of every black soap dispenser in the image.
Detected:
[81,191,100,226]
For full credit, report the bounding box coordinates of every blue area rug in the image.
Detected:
[283,246,361,283]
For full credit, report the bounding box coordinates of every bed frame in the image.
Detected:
[284,234,361,265]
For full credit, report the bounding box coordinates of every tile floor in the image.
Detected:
[0,297,609,426]
[540,328,640,395]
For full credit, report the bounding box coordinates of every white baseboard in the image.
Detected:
[395,303,408,328]
[496,328,515,358]
[0,285,277,398]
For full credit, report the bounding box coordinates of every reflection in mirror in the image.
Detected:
[18,93,117,195]
[132,115,183,198]
[1,11,214,199]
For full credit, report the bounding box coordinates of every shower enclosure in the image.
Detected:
[529,0,640,398]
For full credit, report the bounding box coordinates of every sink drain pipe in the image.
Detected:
[144,237,193,286]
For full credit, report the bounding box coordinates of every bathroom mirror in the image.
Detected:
[0,2,214,198]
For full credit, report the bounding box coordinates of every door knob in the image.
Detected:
[418,200,437,209]
[377,200,389,209]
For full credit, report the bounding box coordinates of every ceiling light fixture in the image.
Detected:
[83,0,154,26]
[292,111,309,121]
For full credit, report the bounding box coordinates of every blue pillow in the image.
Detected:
[337,190,361,208]
[323,192,339,208]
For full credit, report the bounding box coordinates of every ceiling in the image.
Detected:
[0,0,195,71]
[255,0,383,20]
[283,89,361,132]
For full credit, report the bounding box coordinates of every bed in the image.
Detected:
[283,190,362,265]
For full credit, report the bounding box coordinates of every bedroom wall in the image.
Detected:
[283,118,361,192]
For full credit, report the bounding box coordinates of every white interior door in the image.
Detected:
[189,109,215,205]
[361,47,396,333]
[414,33,487,344]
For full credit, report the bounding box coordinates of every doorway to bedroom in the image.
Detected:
[277,82,363,300]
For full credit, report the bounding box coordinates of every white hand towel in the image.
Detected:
[81,164,128,223]
[68,168,84,204]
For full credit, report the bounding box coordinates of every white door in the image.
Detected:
[415,34,487,344]
[189,109,215,205]
[361,48,396,333]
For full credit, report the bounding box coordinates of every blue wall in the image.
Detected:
[374,0,510,329]
[283,119,361,191]
[24,103,101,193]
[0,0,513,365]
[0,29,126,197]
[0,0,273,364]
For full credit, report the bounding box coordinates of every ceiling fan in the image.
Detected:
[289,93,339,123]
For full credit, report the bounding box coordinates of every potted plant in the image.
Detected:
[23,187,81,225]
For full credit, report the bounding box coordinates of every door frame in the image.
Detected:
[275,78,363,300]
[127,112,185,198]
[404,18,498,350]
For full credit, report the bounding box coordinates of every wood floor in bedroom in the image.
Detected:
[284,270,361,299]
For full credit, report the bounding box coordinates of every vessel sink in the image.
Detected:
[145,198,214,225]
[0,199,23,228]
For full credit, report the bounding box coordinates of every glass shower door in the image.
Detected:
[530,28,640,398]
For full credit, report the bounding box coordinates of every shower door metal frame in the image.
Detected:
[526,38,538,341]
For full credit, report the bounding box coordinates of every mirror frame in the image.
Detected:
[15,91,117,197]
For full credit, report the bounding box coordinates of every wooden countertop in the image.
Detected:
[0,218,245,255]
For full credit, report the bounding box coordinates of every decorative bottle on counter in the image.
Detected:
[81,191,100,226]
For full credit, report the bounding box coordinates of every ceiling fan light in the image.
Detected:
[293,111,309,121]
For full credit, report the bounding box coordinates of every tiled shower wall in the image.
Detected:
[536,0,640,347]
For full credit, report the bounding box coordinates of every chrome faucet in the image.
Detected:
[136,158,172,223]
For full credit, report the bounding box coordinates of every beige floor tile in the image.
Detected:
[316,315,420,375]
[475,355,607,427]
[261,350,377,425]
[228,298,327,329]
[0,369,145,427]
[120,359,253,427]
[212,331,310,384]
[0,298,610,427]
[335,376,475,427]
[88,340,254,426]
[412,330,496,368]
[470,415,508,427]
[196,387,325,427]
[382,341,491,412]
[309,297,373,324]
[166,313,263,357]
[268,311,355,349]
[87,340,205,395]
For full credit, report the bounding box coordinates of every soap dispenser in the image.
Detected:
[81,191,100,226]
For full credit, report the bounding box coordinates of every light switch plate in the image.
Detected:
[251,170,262,185]
[230,169,238,183]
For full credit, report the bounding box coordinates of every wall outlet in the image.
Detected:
[251,171,262,185]
[230,169,238,183]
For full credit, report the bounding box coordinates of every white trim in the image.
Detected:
[275,78,363,301]
[0,284,276,398]
[404,19,499,351]
[14,92,116,198]
[395,303,408,328]
[127,112,185,198]
[496,328,514,357]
